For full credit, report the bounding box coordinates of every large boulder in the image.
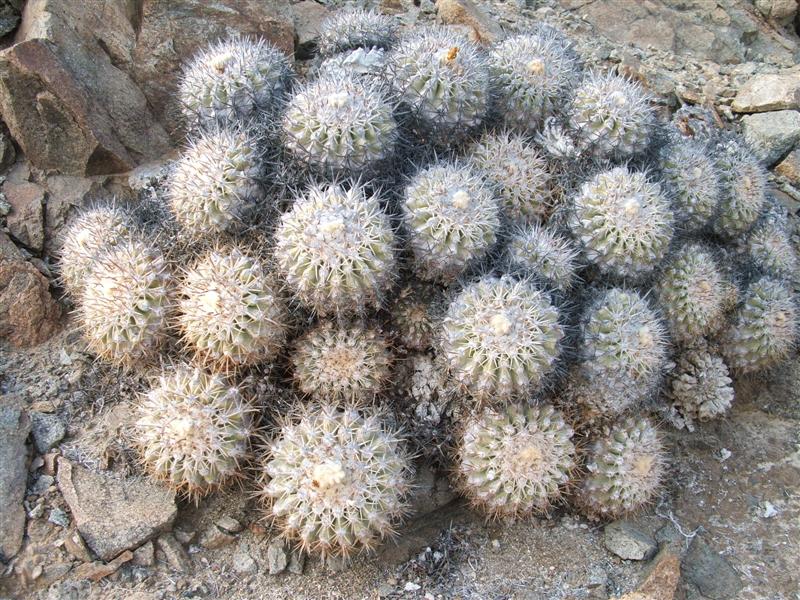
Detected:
[0,0,171,176]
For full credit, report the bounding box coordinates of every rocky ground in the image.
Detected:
[1,0,800,599]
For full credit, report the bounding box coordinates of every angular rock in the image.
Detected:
[775,148,800,185]
[292,1,330,52]
[63,528,94,562]
[0,231,23,261]
[682,537,743,600]
[0,398,30,560]
[0,258,61,348]
[232,545,258,575]
[57,458,177,561]
[132,541,155,567]
[0,0,22,37]
[266,540,288,575]
[72,549,133,581]
[409,465,457,517]
[755,0,798,25]
[156,533,192,573]
[199,524,235,550]
[733,70,800,113]
[741,110,800,165]
[0,0,171,175]
[287,550,305,575]
[437,0,503,44]
[130,0,295,134]
[0,121,16,171]
[604,521,658,561]
[614,548,681,600]
[2,180,45,251]
[30,411,65,453]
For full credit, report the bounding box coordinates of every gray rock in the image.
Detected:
[742,110,800,165]
[132,541,155,567]
[198,524,235,550]
[755,0,798,25]
[57,458,177,561]
[287,550,305,575]
[408,465,457,517]
[0,122,16,171]
[0,0,22,37]
[603,521,658,561]
[682,537,743,600]
[266,540,289,575]
[232,546,258,575]
[0,398,30,560]
[2,179,45,251]
[325,554,348,573]
[30,474,55,496]
[0,258,62,347]
[733,70,800,113]
[157,533,192,573]
[30,412,66,453]
[215,515,244,534]
[48,507,70,528]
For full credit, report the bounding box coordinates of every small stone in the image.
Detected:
[63,529,94,562]
[287,550,305,575]
[2,180,45,251]
[30,474,54,496]
[48,507,69,528]
[682,537,743,600]
[266,540,288,575]
[436,0,503,44]
[325,554,347,573]
[604,521,658,561]
[732,71,800,113]
[0,400,30,560]
[377,583,395,597]
[232,548,258,575]
[775,149,800,185]
[72,550,133,582]
[132,541,155,567]
[741,110,800,166]
[215,516,243,534]
[199,524,235,550]
[173,528,195,545]
[157,533,192,573]
[614,548,681,600]
[404,582,422,592]
[30,412,66,453]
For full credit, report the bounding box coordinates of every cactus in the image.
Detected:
[569,288,669,419]
[135,366,253,498]
[291,321,392,403]
[389,283,443,351]
[456,402,575,517]
[317,9,398,57]
[746,215,799,280]
[402,161,500,282]
[167,125,265,238]
[713,138,767,239]
[720,276,798,373]
[318,47,388,79]
[275,182,396,316]
[655,244,734,345]
[388,27,490,142]
[468,130,556,224]
[282,72,398,178]
[177,246,289,370]
[178,36,292,130]
[535,117,581,159]
[658,137,721,231]
[78,237,174,367]
[258,403,413,559]
[569,71,655,158]
[58,205,132,298]
[668,346,734,426]
[568,166,673,280]
[578,417,666,520]
[490,26,581,133]
[505,224,580,293]
[440,275,564,403]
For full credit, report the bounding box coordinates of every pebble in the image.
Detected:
[604,521,658,561]
[404,581,422,592]
[30,412,66,454]
[287,549,305,575]
[232,549,258,575]
[157,533,193,573]
[30,474,54,496]
[132,541,155,567]
[48,507,70,528]
[266,540,288,575]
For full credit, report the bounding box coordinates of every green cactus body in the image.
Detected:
[260,403,412,559]
[291,321,392,402]
[668,346,734,425]
[457,402,575,517]
[178,247,289,370]
[569,166,673,280]
[318,9,398,56]
[506,224,580,293]
[579,417,666,520]
[403,162,500,282]
[747,218,799,279]
[275,182,396,315]
[79,238,174,367]
[440,275,564,404]
[713,140,767,239]
[136,366,253,498]
[390,283,443,351]
[659,138,721,231]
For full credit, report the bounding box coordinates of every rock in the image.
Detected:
[2,180,45,251]
[0,231,22,260]
[30,411,65,453]
[325,554,347,573]
[436,0,503,44]
[156,533,192,573]
[266,540,288,575]
[63,529,94,562]
[0,121,16,171]
[0,399,30,560]
[733,70,800,113]
[409,465,457,517]
[132,541,155,567]
[0,1,171,176]
[287,550,305,575]
[57,458,177,561]
[30,473,54,496]
[682,537,743,600]
[130,0,295,135]
[198,524,235,550]
[614,548,681,600]
[72,549,133,581]
[0,258,61,346]
[755,0,798,25]
[775,148,800,184]
[292,0,330,55]
[741,110,800,165]
[0,0,22,37]
[48,507,70,528]
[604,521,658,561]
[232,545,258,575]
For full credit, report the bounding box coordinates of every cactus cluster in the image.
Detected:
[56,16,800,564]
